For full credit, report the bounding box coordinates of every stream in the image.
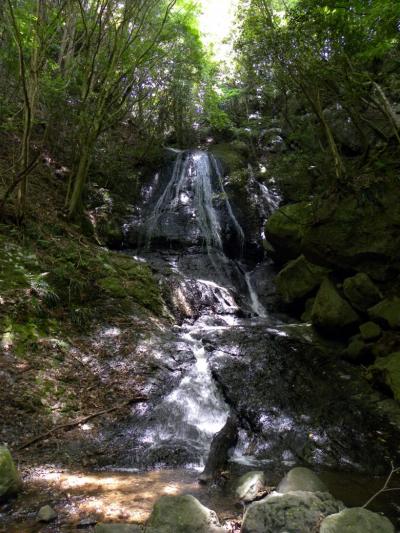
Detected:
[2,149,400,531]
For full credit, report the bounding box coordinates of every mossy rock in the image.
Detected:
[344,336,369,363]
[208,143,247,173]
[367,352,400,401]
[99,255,163,314]
[0,446,21,500]
[343,273,382,312]
[311,279,360,331]
[359,322,382,341]
[320,507,395,532]
[265,202,313,262]
[275,255,330,303]
[368,298,400,329]
[301,188,400,280]
[301,297,315,322]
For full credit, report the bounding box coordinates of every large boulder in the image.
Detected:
[0,446,21,500]
[241,490,344,533]
[264,202,313,262]
[301,189,400,281]
[343,273,382,312]
[368,298,400,329]
[275,255,330,303]
[320,507,394,532]
[146,494,223,533]
[235,471,266,503]
[276,467,328,494]
[367,352,400,401]
[311,279,360,331]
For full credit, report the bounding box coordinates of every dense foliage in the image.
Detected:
[235,0,400,198]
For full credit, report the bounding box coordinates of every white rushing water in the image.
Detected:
[244,271,268,317]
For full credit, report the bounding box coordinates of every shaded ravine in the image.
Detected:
[108,150,400,483]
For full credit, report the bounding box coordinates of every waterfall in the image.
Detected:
[244,271,267,317]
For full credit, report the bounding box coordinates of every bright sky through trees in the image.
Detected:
[199,0,239,61]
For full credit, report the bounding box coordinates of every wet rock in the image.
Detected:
[264,202,313,262]
[95,525,142,533]
[320,507,395,532]
[343,273,382,312]
[367,352,400,401]
[276,467,328,493]
[235,471,266,503]
[0,446,20,500]
[371,331,400,358]
[368,298,400,329]
[199,414,238,483]
[146,494,223,533]
[311,279,359,332]
[241,490,344,533]
[37,505,57,522]
[360,322,382,341]
[275,255,329,303]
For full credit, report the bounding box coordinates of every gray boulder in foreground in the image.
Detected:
[277,466,328,494]
[320,507,395,532]
[146,494,223,533]
[241,490,344,533]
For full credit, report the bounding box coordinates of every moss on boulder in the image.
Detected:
[275,255,330,303]
[265,202,313,262]
[311,279,360,331]
[320,507,395,532]
[359,321,382,341]
[343,273,382,312]
[301,188,400,280]
[0,446,20,500]
[208,143,247,173]
[368,298,400,329]
[367,352,400,401]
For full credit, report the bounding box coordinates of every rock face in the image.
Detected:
[0,446,20,500]
[235,471,266,503]
[311,279,359,331]
[241,491,344,533]
[367,352,400,401]
[276,467,328,494]
[368,298,400,329]
[146,494,222,533]
[275,255,329,303]
[319,507,395,532]
[264,202,313,262]
[343,273,382,312]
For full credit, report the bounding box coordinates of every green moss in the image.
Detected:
[209,143,246,172]
[0,446,20,500]
[368,298,400,329]
[275,255,330,303]
[367,352,400,401]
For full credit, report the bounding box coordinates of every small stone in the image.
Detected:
[277,467,328,493]
[360,322,382,341]
[320,507,394,532]
[37,505,57,522]
[345,337,368,362]
[235,471,265,503]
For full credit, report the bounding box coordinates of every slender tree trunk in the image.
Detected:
[67,143,92,218]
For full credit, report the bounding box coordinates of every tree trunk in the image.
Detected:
[67,143,92,218]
